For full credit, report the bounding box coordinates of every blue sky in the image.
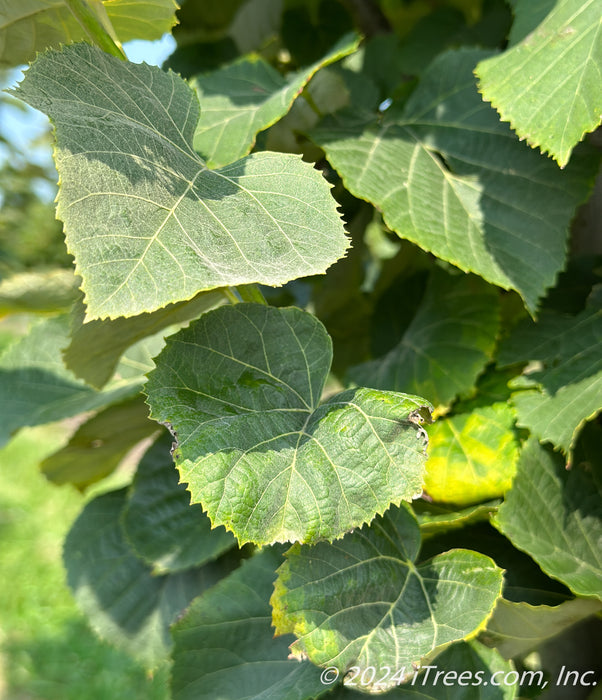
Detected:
[0,33,176,196]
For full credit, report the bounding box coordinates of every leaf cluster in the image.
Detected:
[1,0,601,698]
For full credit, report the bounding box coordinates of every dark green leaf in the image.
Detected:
[350,270,500,407]
[272,504,504,693]
[171,548,329,700]
[63,488,234,667]
[498,307,602,452]
[146,303,432,545]
[494,439,602,600]
[123,434,237,574]
[311,48,598,312]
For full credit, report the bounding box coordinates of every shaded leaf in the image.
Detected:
[330,641,517,698]
[498,307,602,452]
[192,32,360,168]
[12,43,348,320]
[122,434,236,574]
[476,0,602,167]
[311,48,598,312]
[494,439,602,600]
[171,548,329,700]
[481,597,602,660]
[40,397,158,489]
[0,269,79,314]
[63,488,235,667]
[350,270,500,407]
[423,403,519,506]
[0,0,178,67]
[0,315,143,448]
[146,303,432,545]
[64,289,226,388]
[272,504,504,693]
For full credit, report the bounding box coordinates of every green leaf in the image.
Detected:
[0,269,79,314]
[349,270,500,407]
[329,641,517,698]
[40,396,158,489]
[494,439,602,600]
[145,303,432,545]
[192,32,360,168]
[475,0,602,167]
[0,0,179,67]
[414,500,499,538]
[480,597,602,660]
[498,307,602,452]
[423,403,519,506]
[311,48,598,313]
[122,434,236,574]
[0,315,143,448]
[171,548,329,700]
[12,43,349,320]
[64,289,226,388]
[63,488,233,667]
[271,504,504,693]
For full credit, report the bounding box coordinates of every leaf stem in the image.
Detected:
[65,0,127,60]
[236,284,268,305]
[223,288,241,305]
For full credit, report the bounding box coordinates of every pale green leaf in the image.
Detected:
[414,500,499,538]
[272,504,504,694]
[311,48,598,313]
[329,641,517,698]
[192,32,360,168]
[0,315,143,448]
[475,0,602,167]
[145,303,432,545]
[122,434,236,574]
[423,403,519,506]
[481,597,602,660]
[12,43,348,320]
[40,397,158,488]
[498,307,602,452]
[64,289,226,388]
[494,439,602,600]
[0,269,79,314]
[0,0,179,67]
[171,548,329,700]
[63,488,234,667]
[349,270,500,406]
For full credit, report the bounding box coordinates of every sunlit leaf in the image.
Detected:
[12,43,348,320]
[476,0,602,167]
[0,0,178,67]
[146,303,432,545]
[272,504,504,693]
[424,403,519,506]
[192,33,360,167]
[494,439,602,600]
[498,307,602,452]
[311,48,597,312]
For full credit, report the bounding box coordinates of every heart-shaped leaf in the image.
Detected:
[145,303,432,545]
[271,504,504,694]
[12,43,349,320]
